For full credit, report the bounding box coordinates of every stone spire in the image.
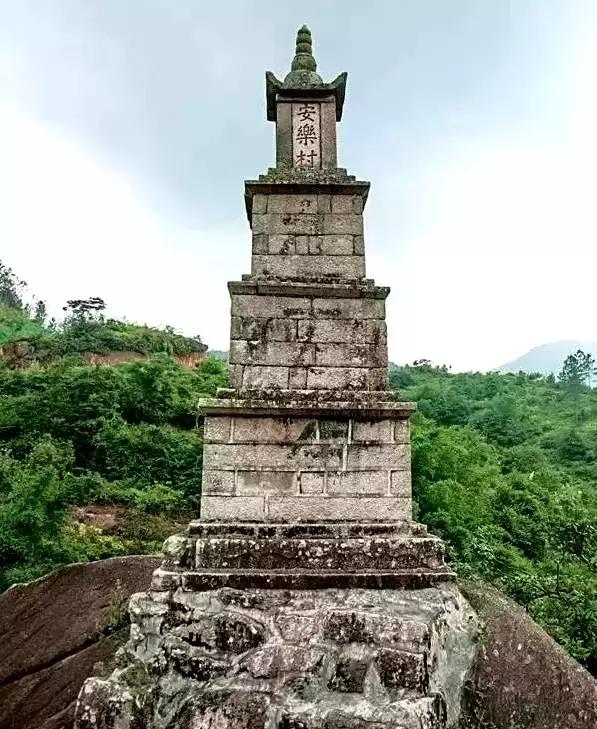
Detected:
[74,28,477,729]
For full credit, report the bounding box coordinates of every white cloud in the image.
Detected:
[0,103,239,351]
[1,11,596,371]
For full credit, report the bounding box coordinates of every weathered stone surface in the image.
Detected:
[203,442,345,471]
[251,253,365,280]
[75,584,476,729]
[297,318,386,344]
[325,471,387,495]
[267,193,318,214]
[312,297,384,319]
[309,234,354,255]
[203,442,410,473]
[242,364,290,388]
[233,417,318,443]
[460,582,597,729]
[201,495,266,521]
[242,644,324,677]
[328,646,372,692]
[230,340,317,367]
[266,495,411,522]
[237,469,297,496]
[194,533,446,571]
[201,470,236,495]
[203,415,232,443]
[351,419,392,443]
[314,343,386,368]
[231,316,298,342]
[232,294,312,319]
[184,691,273,729]
[305,366,367,390]
[0,556,159,729]
[188,520,427,538]
[179,568,454,591]
[376,647,428,693]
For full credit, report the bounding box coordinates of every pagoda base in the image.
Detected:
[75,581,477,729]
[152,521,455,592]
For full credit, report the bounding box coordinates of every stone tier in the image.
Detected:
[203,388,415,416]
[199,392,416,523]
[152,522,455,592]
[245,184,371,281]
[228,280,389,391]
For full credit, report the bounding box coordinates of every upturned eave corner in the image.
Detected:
[265,71,282,121]
[265,71,348,122]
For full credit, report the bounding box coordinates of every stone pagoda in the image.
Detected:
[75,27,478,729]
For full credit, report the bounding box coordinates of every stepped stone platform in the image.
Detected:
[153,522,455,592]
[75,27,479,729]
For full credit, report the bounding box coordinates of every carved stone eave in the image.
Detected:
[227,278,388,299]
[266,71,347,122]
[198,392,417,419]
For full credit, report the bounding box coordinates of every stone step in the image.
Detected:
[193,535,446,571]
[175,688,447,729]
[151,566,455,592]
[187,520,428,538]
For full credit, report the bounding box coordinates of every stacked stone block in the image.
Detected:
[250,192,365,280]
[76,582,477,729]
[201,407,412,522]
[228,280,388,391]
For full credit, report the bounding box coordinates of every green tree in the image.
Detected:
[0,262,26,309]
[0,438,74,588]
[559,349,596,392]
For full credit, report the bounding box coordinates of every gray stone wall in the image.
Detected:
[229,287,388,390]
[76,584,479,729]
[200,413,411,522]
[227,190,389,392]
[250,193,365,280]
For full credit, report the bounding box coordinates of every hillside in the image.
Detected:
[390,362,597,672]
[498,340,597,375]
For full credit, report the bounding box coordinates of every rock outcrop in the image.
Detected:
[461,583,596,728]
[0,556,594,728]
[0,556,159,729]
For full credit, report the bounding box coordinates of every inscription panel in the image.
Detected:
[292,102,321,169]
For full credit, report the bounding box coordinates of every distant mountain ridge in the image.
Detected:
[498,340,597,375]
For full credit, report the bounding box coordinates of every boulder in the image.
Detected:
[0,555,159,729]
[460,581,596,728]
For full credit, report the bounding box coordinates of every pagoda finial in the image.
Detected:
[291,25,317,72]
[265,26,347,122]
[283,25,323,87]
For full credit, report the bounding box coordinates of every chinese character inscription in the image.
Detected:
[292,102,321,168]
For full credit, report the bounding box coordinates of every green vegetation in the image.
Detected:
[0,262,206,359]
[0,260,594,673]
[391,360,596,672]
[0,354,227,590]
[0,262,225,590]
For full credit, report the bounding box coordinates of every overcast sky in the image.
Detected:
[1,1,596,371]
